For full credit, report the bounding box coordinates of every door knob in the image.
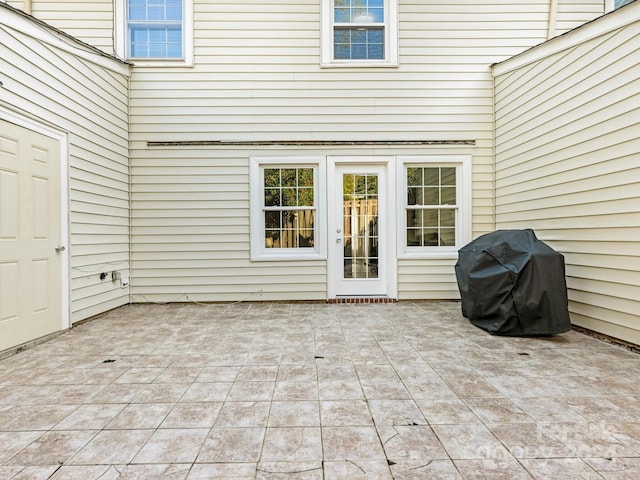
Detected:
[55,245,66,252]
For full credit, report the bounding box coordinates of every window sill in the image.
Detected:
[127,59,194,67]
[321,61,399,69]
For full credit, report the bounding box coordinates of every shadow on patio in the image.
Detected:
[1,301,639,479]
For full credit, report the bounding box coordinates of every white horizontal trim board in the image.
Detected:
[494,6,640,344]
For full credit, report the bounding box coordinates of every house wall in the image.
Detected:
[0,6,131,323]
[493,4,640,343]
[126,0,605,303]
[9,0,607,303]
[131,147,330,302]
[6,0,115,52]
[556,0,605,34]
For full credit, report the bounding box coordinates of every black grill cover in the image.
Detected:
[455,229,571,336]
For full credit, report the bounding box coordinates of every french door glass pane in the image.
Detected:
[343,174,378,279]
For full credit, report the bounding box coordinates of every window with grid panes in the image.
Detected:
[322,0,397,66]
[406,167,457,247]
[127,0,183,59]
[263,167,316,249]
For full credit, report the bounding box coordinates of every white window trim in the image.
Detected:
[396,155,472,259]
[250,156,327,262]
[606,0,634,11]
[321,0,398,68]
[114,0,194,66]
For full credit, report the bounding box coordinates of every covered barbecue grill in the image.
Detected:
[455,229,571,336]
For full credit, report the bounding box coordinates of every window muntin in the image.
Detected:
[127,0,183,59]
[406,167,457,247]
[334,0,385,60]
[250,157,326,261]
[397,156,471,258]
[322,0,397,66]
[263,168,315,249]
[342,173,379,278]
[334,0,384,23]
[115,0,192,64]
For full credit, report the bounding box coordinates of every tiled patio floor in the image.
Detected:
[1,302,640,479]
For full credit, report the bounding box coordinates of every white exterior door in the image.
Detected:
[0,119,64,351]
[328,159,396,298]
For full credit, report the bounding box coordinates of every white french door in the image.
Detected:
[328,159,396,298]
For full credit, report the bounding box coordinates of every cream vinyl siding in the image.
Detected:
[556,0,605,34]
[14,0,605,302]
[398,259,460,300]
[127,0,604,302]
[493,7,640,342]
[131,148,327,303]
[0,6,130,322]
[7,0,116,53]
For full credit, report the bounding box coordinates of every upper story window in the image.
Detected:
[607,0,635,10]
[115,0,193,65]
[128,0,182,58]
[322,0,398,67]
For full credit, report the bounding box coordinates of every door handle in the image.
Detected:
[55,245,66,253]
